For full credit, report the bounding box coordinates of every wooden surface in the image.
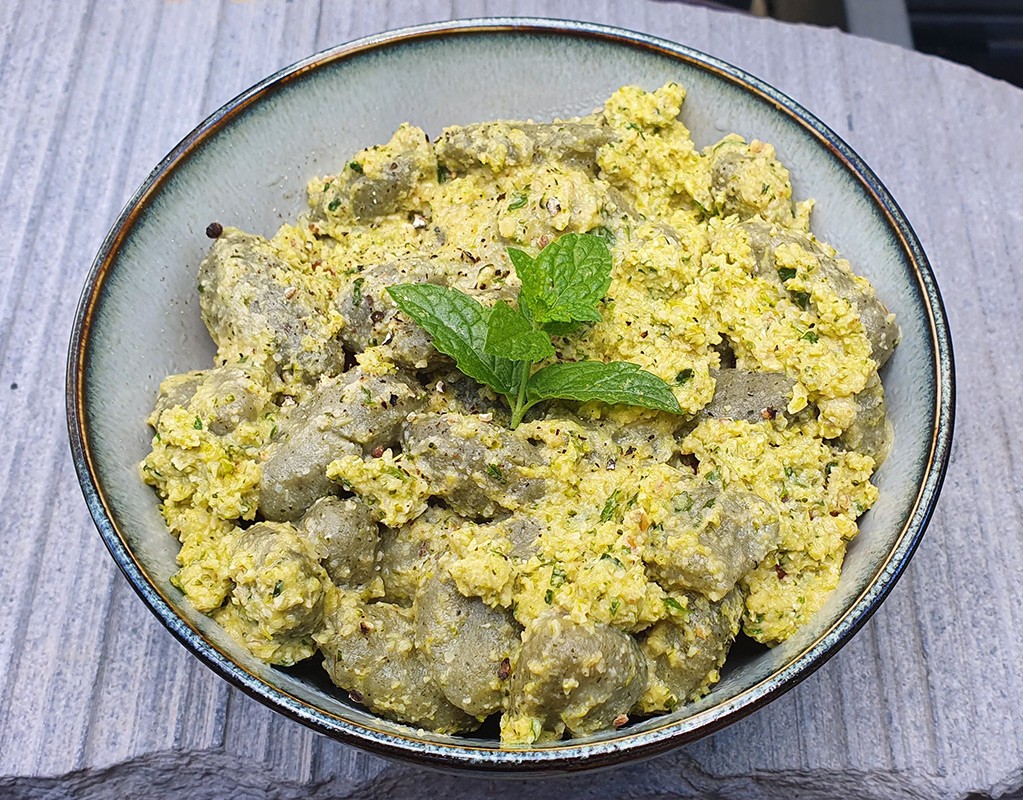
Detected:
[1,1,1021,797]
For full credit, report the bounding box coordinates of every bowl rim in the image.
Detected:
[66,16,955,773]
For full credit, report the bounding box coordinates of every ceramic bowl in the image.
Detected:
[67,18,954,772]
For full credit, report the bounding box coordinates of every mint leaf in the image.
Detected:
[387,284,520,396]
[527,361,682,415]
[542,320,583,337]
[507,247,540,323]
[515,233,613,327]
[485,301,555,362]
[506,247,535,274]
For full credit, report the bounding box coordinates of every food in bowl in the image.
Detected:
[140,82,897,744]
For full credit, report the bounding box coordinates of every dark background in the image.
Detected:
[693,0,1023,87]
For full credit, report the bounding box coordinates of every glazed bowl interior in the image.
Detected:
[70,19,952,770]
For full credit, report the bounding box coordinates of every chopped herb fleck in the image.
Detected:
[610,597,621,617]
[600,489,623,523]
[436,163,450,184]
[352,277,365,307]
[801,330,819,344]
[272,580,284,597]
[663,597,687,616]
[675,368,694,385]
[327,198,342,213]
[485,463,506,484]
[792,290,811,310]
[600,552,624,569]
[778,266,797,282]
[348,160,364,174]
[507,193,528,211]
[192,417,203,430]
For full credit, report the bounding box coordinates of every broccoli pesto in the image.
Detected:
[141,82,896,744]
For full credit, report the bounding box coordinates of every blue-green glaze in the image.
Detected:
[67,18,954,773]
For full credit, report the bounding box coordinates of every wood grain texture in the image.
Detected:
[1,1,1020,797]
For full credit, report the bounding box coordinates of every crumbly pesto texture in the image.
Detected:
[142,83,896,744]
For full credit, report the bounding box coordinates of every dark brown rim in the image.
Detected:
[67,17,954,773]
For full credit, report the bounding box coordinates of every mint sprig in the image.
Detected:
[387,233,683,428]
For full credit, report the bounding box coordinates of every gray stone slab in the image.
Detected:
[1,0,1021,797]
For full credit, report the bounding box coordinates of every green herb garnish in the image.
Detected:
[544,564,568,605]
[663,596,687,615]
[778,266,797,282]
[387,233,683,429]
[792,290,811,310]
[507,193,528,211]
[437,163,450,184]
[675,368,694,385]
[801,330,819,344]
[352,277,365,308]
[485,463,506,484]
[327,198,342,213]
[193,417,203,430]
[600,489,623,523]
[348,161,364,174]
